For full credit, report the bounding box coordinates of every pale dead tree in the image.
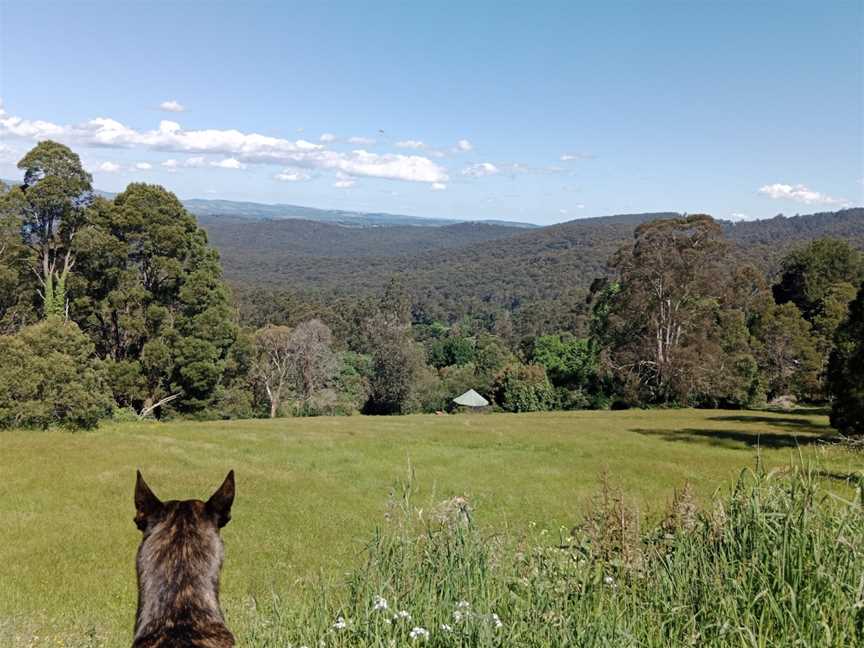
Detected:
[252,325,294,418]
[288,319,339,404]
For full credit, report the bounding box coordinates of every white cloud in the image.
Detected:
[134,162,152,170]
[729,212,753,221]
[462,162,499,178]
[159,100,185,113]
[560,153,594,161]
[0,106,449,184]
[431,182,447,191]
[319,133,336,142]
[274,170,310,182]
[98,161,121,173]
[396,139,426,149]
[348,136,375,145]
[334,178,355,188]
[456,139,473,152]
[758,183,842,205]
[211,157,245,169]
[162,159,179,169]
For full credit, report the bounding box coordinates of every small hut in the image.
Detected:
[452,389,489,411]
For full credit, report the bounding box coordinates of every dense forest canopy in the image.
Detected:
[0,141,862,432]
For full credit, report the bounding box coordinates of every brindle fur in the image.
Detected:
[132,470,235,648]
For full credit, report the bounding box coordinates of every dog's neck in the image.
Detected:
[133,505,226,640]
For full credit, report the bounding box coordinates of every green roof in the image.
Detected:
[452,389,489,407]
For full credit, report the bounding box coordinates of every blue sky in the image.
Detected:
[0,1,861,224]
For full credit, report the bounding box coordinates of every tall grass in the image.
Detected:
[243,465,864,647]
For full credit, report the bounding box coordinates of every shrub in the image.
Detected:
[0,320,111,429]
[492,363,556,412]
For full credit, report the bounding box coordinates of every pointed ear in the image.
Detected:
[206,470,235,528]
[134,470,163,531]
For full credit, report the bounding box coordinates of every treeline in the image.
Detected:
[0,141,862,434]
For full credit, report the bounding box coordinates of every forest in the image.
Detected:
[0,141,862,435]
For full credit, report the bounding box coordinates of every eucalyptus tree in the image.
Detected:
[13,141,93,319]
[602,215,730,403]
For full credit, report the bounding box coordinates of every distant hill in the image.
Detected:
[2,180,537,229]
[200,217,529,258]
[185,198,538,228]
[214,209,864,324]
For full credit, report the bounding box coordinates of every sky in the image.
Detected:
[0,1,861,225]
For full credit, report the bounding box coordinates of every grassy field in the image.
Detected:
[1,409,862,646]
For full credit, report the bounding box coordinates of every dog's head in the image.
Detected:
[134,471,235,578]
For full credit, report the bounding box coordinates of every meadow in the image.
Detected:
[1,409,862,646]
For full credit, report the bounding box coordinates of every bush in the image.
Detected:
[492,363,556,412]
[0,320,111,429]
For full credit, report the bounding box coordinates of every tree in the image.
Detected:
[13,142,93,319]
[252,325,294,418]
[0,320,110,429]
[287,319,339,406]
[602,215,730,404]
[773,239,863,322]
[0,183,34,333]
[72,183,236,415]
[363,283,425,414]
[532,333,597,389]
[827,283,864,435]
[752,302,821,400]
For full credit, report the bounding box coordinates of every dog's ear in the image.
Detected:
[134,471,163,531]
[206,470,235,528]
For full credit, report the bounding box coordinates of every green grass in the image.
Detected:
[1,409,862,646]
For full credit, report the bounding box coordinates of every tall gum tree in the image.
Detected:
[14,141,93,319]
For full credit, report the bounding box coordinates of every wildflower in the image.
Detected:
[603,575,614,586]
[332,617,347,630]
[490,613,503,629]
[409,627,429,641]
[456,600,471,610]
[372,595,389,611]
[440,624,453,632]
[393,610,412,622]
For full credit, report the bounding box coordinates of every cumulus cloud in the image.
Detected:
[98,161,121,173]
[348,136,375,145]
[211,157,245,169]
[0,105,448,184]
[134,162,152,170]
[456,139,473,152]
[319,133,336,142]
[159,100,185,113]
[431,182,447,191]
[275,170,310,182]
[462,162,499,178]
[396,139,426,149]
[758,183,842,205]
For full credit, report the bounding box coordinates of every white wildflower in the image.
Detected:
[409,627,429,641]
[603,575,615,586]
[393,610,412,622]
[490,613,503,629]
[372,595,389,611]
[332,616,347,630]
[440,623,453,632]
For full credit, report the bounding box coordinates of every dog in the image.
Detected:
[132,470,235,647]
